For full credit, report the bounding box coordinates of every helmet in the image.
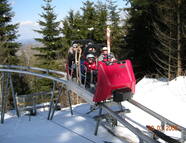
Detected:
[88,42,93,45]
[86,54,95,59]
[88,47,96,52]
[102,47,108,51]
[73,43,78,48]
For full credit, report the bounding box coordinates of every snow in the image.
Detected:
[122,76,186,141]
[1,76,186,143]
[0,105,125,143]
[134,76,186,127]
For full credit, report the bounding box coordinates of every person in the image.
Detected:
[68,43,78,56]
[83,54,97,88]
[83,43,97,59]
[67,43,78,77]
[84,54,97,71]
[98,47,115,62]
[88,47,96,54]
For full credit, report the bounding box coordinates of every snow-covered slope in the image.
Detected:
[1,77,186,143]
[122,76,186,141]
[134,76,186,127]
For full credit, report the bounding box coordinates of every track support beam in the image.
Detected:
[10,74,20,118]
[67,91,73,115]
[101,104,159,143]
[1,73,5,124]
[50,86,63,120]
[94,106,102,136]
[48,81,56,120]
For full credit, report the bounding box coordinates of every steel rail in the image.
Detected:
[101,104,159,143]
[0,69,66,84]
[128,99,186,132]
[0,65,66,76]
[0,67,93,105]
[18,91,58,98]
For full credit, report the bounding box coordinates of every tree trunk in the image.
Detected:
[168,36,171,79]
[177,0,182,76]
[168,10,172,80]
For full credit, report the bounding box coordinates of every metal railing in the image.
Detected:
[0,65,66,76]
[0,65,67,124]
[0,68,66,84]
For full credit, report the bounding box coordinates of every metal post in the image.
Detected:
[84,69,87,88]
[161,122,165,132]
[67,90,73,115]
[94,105,102,136]
[1,73,5,124]
[50,86,63,120]
[41,94,45,111]
[118,102,125,119]
[139,137,144,143]
[0,74,1,111]
[86,105,98,115]
[4,73,10,121]
[29,113,31,121]
[181,130,186,143]
[9,74,20,117]
[33,96,37,115]
[90,70,93,84]
[1,73,9,124]
[47,81,55,120]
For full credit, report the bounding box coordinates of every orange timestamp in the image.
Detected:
[147,125,178,131]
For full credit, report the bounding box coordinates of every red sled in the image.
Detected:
[93,60,136,103]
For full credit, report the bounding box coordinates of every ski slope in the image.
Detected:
[1,77,186,143]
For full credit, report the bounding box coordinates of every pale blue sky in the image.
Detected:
[10,0,128,40]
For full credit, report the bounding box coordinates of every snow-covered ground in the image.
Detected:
[1,77,186,143]
[122,76,186,141]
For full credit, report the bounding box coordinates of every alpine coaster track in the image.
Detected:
[0,65,186,143]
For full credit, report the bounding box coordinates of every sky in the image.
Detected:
[10,0,128,41]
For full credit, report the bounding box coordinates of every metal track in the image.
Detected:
[0,65,186,142]
[128,99,186,132]
[0,68,66,84]
[0,65,66,76]
[101,104,159,143]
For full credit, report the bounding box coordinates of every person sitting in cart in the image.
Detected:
[83,44,97,58]
[87,47,96,56]
[98,47,115,62]
[84,54,97,71]
[83,54,97,89]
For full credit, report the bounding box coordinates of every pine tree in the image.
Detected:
[94,1,108,43]
[0,0,20,65]
[61,10,82,48]
[0,0,31,108]
[34,0,63,92]
[182,0,186,72]
[123,0,160,78]
[80,0,96,40]
[153,0,186,78]
[106,0,124,57]
[35,0,62,68]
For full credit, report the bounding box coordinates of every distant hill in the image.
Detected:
[16,39,42,64]
[19,39,42,46]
